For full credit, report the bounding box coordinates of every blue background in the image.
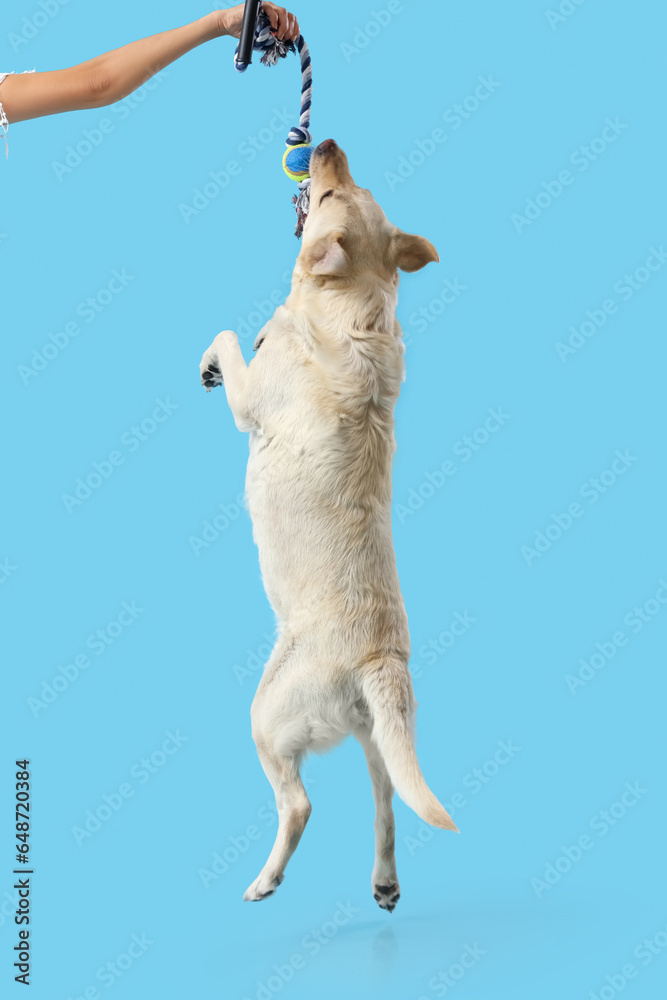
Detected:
[2,1,666,997]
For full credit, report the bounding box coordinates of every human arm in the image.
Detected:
[0,3,299,124]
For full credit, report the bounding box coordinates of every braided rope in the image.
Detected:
[234,8,313,236]
[285,35,312,148]
[287,34,312,237]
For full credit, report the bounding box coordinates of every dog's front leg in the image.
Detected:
[200,330,256,432]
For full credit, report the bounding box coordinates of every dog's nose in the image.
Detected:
[315,138,338,156]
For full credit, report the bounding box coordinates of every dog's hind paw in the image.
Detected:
[243,872,284,902]
[373,880,400,914]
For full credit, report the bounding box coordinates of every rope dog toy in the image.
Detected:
[234,3,313,237]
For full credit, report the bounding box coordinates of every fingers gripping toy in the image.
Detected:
[234,1,313,237]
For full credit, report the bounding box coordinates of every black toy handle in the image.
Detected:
[235,0,263,72]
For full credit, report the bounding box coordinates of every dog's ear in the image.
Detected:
[391,231,439,272]
[301,233,349,276]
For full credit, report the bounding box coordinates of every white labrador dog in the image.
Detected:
[200,139,457,911]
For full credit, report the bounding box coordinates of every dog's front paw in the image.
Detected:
[373,880,401,914]
[243,872,284,902]
[200,348,223,392]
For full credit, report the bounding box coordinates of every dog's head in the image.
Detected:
[297,139,439,282]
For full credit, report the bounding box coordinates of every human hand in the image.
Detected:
[218,3,300,41]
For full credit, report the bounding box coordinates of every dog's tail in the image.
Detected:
[361,664,459,832]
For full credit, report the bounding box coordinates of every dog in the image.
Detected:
[200,139,458,911]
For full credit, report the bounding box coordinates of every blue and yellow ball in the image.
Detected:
[282,143,312,182]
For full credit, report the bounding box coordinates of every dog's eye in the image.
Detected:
[319,190,334,205]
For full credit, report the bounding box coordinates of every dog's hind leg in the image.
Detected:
[357,727,401,913]
[243,739,311,902]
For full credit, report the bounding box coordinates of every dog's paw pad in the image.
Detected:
[243,873,284,902]
[200,356,223,391]
[373,881,400,913]
[201,364,223,391]
[256,887,275,900]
